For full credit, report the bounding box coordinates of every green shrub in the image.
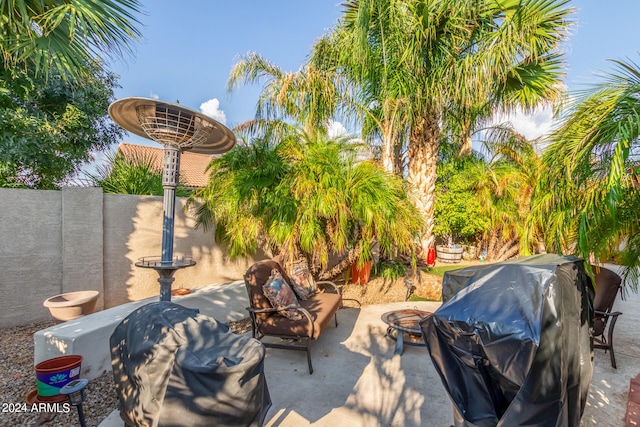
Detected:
[373,259,406,280]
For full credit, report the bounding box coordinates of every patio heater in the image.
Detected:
[108,97,236,301]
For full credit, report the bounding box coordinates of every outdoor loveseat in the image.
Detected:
[243,258,342,374]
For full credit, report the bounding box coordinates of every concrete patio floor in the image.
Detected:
[101,264,639,426]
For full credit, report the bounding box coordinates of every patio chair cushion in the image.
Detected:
[244,259,293,321]
[288,259,317,300]
[262,269,302,320]
[258,292,342,340]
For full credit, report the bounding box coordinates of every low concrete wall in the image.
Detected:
[34,281,249,380]
[0,187,254,328]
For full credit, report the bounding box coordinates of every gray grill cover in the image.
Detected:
[421,254,594,427]
[110,302,271,427]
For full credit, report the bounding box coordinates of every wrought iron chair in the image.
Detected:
[243,259,342,374]
[592,266,623,369]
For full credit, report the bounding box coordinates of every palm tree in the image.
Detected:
[189,123,423,279]
[229,0,572,257]
[475,124,547,260]
[330,0,572,256]
[538,57,640,289]
[227,53,342,137]
[0,0,142,78]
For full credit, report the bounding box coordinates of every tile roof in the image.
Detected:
[116,143,214,188]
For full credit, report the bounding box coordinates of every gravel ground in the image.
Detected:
[0,319,115,427]
[340,266,444,306]
[0,318,251,427]
[0,266,443,427]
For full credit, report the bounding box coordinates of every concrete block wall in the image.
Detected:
[0,187,254,328]
[62,187,105,310]
[0,189,64,327]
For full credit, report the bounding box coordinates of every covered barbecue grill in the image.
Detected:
[421,254,594,427]
[110,302,271,426]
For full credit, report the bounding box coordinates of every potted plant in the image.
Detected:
[349,259,373,284]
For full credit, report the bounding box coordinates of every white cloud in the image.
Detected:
[149,92,159,100]
[199,98,227,125]
[327,120,349,138]
[493,106,556,141]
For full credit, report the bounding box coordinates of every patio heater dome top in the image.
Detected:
[108,97,236,154]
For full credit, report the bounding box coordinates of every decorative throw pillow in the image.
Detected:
[289,259,317,300]
[262,269,302,320]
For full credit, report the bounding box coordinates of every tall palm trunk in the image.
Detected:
[379,100,404,174]
[459,134,473,157]
[407,113,440,256]
[381,131,396,174]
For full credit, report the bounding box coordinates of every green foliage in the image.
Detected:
[190,126,424,275]
[433,155,489,244]
[228,0,572,256]
[539,57,640,290]
[83,151,192,197]
[0,0,142,79]
[0,61,123,189]
[472,124,546,259]
[373,259,407,280]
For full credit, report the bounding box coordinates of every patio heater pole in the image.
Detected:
[161,147,180,263]
[108,97,236,302]
[157,146,181,301]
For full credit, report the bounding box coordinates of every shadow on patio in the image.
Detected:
[100,264,640,426]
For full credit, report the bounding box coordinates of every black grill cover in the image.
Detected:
[421,254,594,427]
[110,302,271,427]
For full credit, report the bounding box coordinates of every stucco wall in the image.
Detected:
[0,187,253,327]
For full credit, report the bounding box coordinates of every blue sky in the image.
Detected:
[108,0,640,148]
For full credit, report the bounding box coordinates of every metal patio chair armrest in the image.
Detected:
[593,309,622,369]
[594,310,622,316]
[245,306,279,339]
[290,305,315,338]
[245,305,315,339]
[317,280,361,307]
[246,306,280,314]
[605,311,622,348]
[316,280,341,295]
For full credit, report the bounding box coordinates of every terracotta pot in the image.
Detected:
[350,261,373,285]
[43,290,99,322]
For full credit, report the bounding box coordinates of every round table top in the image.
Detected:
[381,309,432,334]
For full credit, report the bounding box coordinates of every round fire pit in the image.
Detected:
[381,309,432,355]
[44,290,100,321]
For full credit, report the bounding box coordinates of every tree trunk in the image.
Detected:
[456,115,474,157]
[318,243,362,281]
[486,229,499,260]
[498,243,520,261]
[380,103,403,175]
[407,112,440,256]
[495,237,518,261]
[381,131,396,174]
[393,134,404,175]
[458,133,473,157]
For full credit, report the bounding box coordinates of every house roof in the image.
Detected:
[116,143,214,188]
